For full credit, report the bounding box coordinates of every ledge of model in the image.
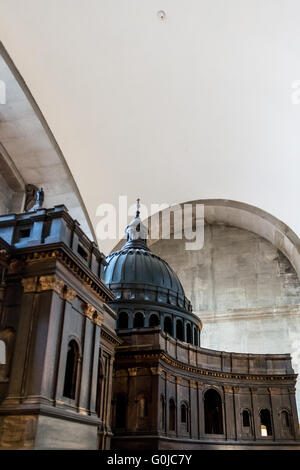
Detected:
[116,328,295,378]
[0,204,114,302]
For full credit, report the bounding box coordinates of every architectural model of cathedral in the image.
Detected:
[0,203,299,449]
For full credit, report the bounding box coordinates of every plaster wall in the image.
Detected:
[0,172,13,215]
[151,225,300,414]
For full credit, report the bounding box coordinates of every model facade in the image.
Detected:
[0,205,299,449]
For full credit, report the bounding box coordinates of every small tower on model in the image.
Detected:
[0,205,120,449]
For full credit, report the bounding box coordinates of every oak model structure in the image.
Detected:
[0,203,299,449]
[0,205,120,449]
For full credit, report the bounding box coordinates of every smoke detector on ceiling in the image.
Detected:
[157,10,166,21]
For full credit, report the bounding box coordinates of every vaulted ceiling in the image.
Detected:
[0,1,300,254]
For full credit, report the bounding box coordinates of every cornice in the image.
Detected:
[115,350,297,383]
[9,243,114,303]
[82,302,104,327]
[101,326,122,346]
[21,274,106,327]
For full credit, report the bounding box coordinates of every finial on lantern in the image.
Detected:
[136,198,140,218]
[124,197,148,248]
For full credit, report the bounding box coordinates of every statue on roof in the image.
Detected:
[32,187,44,211]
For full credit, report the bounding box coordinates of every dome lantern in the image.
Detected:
[123,198,149,250]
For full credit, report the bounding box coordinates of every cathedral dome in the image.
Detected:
[103,203,192,312]
[105,247,185,297]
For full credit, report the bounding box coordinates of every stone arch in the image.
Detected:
[117,310,129,329]
[280,409,290,428]
[96,356,105,419]
[193,326,199,346]
[203,387,224,435]
[63,338,81,400]
[169,398,176,432]
[136,199,300,282]
[163,315,173,336]
[160,395,166,431]
[176,318,184,341]
[186,322,192,344]
[149,312,160,327]
[259,408,273,436]
[112,199,300,311]
[242,408,251,428]
[139,199,300,415]
[133,311,145,328]
[180,401,190,431]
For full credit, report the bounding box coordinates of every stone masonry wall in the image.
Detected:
[151,225,300,415]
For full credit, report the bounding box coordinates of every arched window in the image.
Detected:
[281,410,290,428]
[138,396,148,418]
[0,328,15,379]
[186,323,192,344]
[164,316,173,336]
[149,313,160,327]
[204,389,223,435]
[0,340,6,364]
[133,312,144,328]
[176,319,184,341]
[118,311,129,329]
[181,402,189,429]
[115,394,127,428]
[242,409,250,427]
[260,409,272,436]
[169,399,176,431]
[193,327,198,346]
[96,358,104,418]
[63,340,80,400]
[160,395,166,430]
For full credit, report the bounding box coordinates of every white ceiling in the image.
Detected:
[0,52,93,237]
[0,0,300,254]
